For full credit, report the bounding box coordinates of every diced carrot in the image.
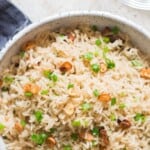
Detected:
[23,83,40,94]
[98,93,111,102]
[140,68,150,79]
[47,137,56,147]
[14,122,23,132]
[59,62,72,72]
[22,41,36,51]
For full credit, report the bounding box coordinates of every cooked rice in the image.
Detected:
[0,26,150,150]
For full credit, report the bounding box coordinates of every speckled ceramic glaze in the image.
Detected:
[0,11,150,70]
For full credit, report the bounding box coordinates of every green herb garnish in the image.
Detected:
[49,128,56,134]
[103,46,110,54]
[3,76,14,84]
[134,113,146,122]
[91,25,98,31]
[83,52,94,61]
[51,74,58,82]
[31,133,47,145]
[92,140,98,146]
[131,60,142,67]
[93,89,100,97]
[43,70,58,82]
[82,120,89,127]
[20,51,25,58]
[95,39,101,46]
[43,70,52,79]
[34,110,43,123]
[91,63,100,73]
[72,120,81,127]
[41,89,49,95]
[63,145,72,150]
[71,133,78,141]
[0,123,5,132]
[20,120,26,127]
[112,26,119,34]
[81,102,92,112]
[91,127,99,136]
[103,37,110,43]
[1,87,9,92]
[24,92,33,97]
[111,97,116,106]
[94,50,99,57]
[105,58,115,69]
[119,103,126,109]
[67,83,74,89]
[110,113,116,121]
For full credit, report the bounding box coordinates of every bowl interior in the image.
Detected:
[0,12,149,71]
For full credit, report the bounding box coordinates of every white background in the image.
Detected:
[10,0,150,32]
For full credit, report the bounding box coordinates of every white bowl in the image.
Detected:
[0,11,150,71]
[0,11,150,149]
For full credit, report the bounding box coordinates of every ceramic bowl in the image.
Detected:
[0,11,150,149]
[0,11,150,71]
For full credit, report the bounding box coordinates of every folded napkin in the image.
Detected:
[0,0,31,50]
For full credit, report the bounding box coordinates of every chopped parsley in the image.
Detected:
[91,63,100,73]
[111,26,119,34]
[20,51,25,58]
[34,110,43,123]
[43,70,52,79]
[43,70,58,82]
[20,120,26,127]
[110,113,116,121]
[24,91,33,97]
[3,76,14,84]
[95,39,101,46]
[91,127,99,136]
[81,102,92,112]
[93,89,100,97]
[49,128,56,134]
[31,133,47,145]
[1,86,9,92]
[63,145,72,150]
[111,97,117,106]
[134,113,146,122]
[103,46,110,54]
[71,133,78,141]
[105,58,115,69]
[51,73,58,82]
[103,37,110,43]
[72,120,81,127]
[0,123,5,132]
[131,60,142,67]
[119,103,126,109]
[41,89,49,95]
[67,83,74,89]
[83,52,94,61]
[92,140,98,146]
[91,25,98,31]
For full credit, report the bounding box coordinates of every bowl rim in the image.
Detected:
[0,10,150,60]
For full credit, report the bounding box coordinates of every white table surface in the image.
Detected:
[10,0,150,32]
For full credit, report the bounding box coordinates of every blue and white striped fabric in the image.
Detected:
[0,0,31,50]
